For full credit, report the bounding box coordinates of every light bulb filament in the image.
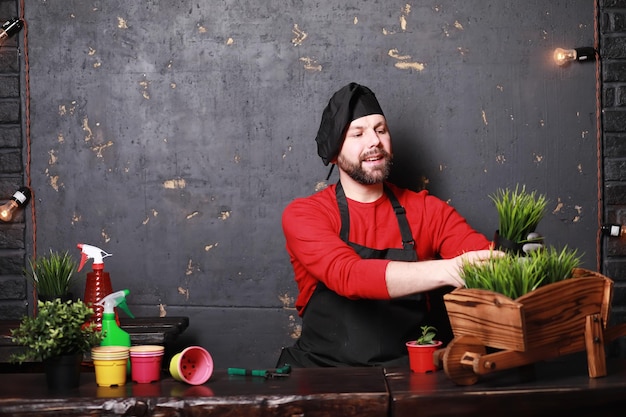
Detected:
[554,48,576,66]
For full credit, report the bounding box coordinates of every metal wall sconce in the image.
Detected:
[553,47,597,66]
[0,186,31,222]
[601,224,626,238]
[0,17,23,45]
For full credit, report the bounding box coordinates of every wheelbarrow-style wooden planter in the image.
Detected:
[434,268,626,386]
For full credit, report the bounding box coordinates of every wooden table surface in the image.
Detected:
[2,329,626,417]
[0,367,389,417]
[386,353,626,417]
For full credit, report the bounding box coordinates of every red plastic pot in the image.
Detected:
[406,340,443,373]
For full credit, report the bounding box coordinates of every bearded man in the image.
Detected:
[277,83,501,368]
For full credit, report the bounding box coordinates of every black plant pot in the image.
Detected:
[493,230,524,255]
[43,353,82,391]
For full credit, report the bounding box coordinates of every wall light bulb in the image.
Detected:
[553,47,597,66]
[554,48,577,66]
[0,187,31,222]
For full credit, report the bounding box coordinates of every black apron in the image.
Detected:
[278,183,453,368]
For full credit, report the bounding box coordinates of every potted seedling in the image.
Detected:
[25,249,78,301]
[10,299,102,391]
[490,185,547,254]
[405,325,442,373]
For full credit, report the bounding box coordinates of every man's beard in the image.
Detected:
[337,149,393,185]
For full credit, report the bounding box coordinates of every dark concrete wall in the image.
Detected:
[3,0,617,367]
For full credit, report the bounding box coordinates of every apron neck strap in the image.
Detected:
[335,182,415,250]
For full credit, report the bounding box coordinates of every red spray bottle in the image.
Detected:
[77,243,118,330]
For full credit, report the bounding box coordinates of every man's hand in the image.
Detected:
[386,249,505,298]
[448,249,506,288]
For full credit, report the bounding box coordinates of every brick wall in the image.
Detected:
[0,0,27,319]
[602,0,626,325]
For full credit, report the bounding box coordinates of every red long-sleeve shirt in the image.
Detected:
[282,182,491,316]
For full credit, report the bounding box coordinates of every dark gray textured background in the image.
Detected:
[23,0,596,367]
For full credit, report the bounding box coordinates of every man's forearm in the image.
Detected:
[385,249,502,298]
[385,258,459,298]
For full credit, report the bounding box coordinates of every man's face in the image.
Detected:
[336,114,392,185]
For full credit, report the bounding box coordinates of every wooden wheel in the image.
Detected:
[442,335,486,386]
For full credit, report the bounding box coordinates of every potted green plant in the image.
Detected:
[490,185,547,254]
[405,325,442,373]
[25,249,78,301]
[10,299,102,391]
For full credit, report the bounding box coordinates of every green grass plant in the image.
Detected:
[25,249,77,299]
[490,185,548,244]
[461,246,582,299]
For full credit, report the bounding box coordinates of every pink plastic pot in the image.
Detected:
[169,346,214,385]
[130,354,163,383]
[130,345,165,384]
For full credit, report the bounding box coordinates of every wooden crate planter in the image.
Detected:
[437,268,626,385]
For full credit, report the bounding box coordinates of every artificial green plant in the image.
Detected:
[490,185,548,245]
[25,249,77,300]
[9,299,102,364]
[461,246,582,299]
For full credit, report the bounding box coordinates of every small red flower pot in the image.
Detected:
[406,340,443,373]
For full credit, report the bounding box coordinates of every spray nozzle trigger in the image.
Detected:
[77,243,112,271]
[95,289,135,318]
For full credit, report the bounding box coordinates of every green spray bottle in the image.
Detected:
[96,289,135,346]
[96,289,135,372]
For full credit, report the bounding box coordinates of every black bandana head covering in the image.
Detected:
[315,83,385,166]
